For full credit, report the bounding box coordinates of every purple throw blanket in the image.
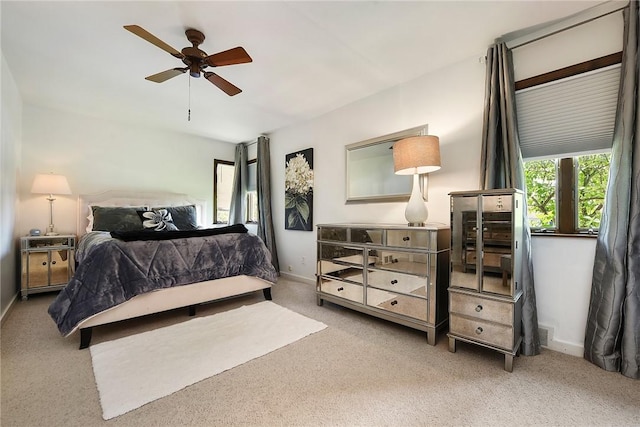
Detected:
[48,232,278,335]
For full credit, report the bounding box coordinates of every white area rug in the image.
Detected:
[90,301,327,420]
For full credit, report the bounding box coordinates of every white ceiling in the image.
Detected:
[2,1,602,143]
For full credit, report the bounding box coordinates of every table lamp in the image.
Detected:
[31,173,71,236]
[393,135,441,226]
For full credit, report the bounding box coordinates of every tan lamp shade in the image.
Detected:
[393,135,441,175]
[31,173,72,195]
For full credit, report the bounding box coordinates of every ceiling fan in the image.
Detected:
[124,25,252,96]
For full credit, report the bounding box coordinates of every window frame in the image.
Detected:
[213,159,234,224]
[213,158,258,225]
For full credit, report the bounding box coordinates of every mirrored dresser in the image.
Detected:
[448,189,523,371]
[316,223,450,345]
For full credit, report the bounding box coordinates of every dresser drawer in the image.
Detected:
[318,261,364,284]
[319,243,365,266]
[367,269,426,296]
[386,229,431,249]
[449,291,513,325]
[318,278,363,304]
[368,289,427,322]
[318,226,348,242]
[450,314,514,350]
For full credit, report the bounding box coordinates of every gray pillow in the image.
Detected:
[152,205,198,230]
[92,206,146,232]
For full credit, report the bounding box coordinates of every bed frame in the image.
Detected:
[72,190,273,349]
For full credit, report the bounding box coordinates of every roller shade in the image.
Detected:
[516,64,620,159]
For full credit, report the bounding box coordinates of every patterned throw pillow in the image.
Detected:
[138,209,178,231]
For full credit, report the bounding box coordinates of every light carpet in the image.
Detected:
[90,301,327,420]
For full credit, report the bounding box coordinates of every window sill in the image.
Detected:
[532,231,598,238]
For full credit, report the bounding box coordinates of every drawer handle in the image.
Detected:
[475,305,483,312]
[51,261,56,265]
[337,287,344,292]
[475,327,483,335]
[42,262,47,266]
[402,236,410,242]
[390,300,398,306]
[390,279,398,285]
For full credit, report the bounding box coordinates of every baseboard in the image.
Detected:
[0,293,18,327]
[539,324,584,357]
[279,272,315,286]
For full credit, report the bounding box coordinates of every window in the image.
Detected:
[516,53,620,235]
[524,153,610,233]
[213,158,258,224]
[246,161,258,223]
[214,160,234,223]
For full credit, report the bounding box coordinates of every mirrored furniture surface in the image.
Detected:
[20,235,75,300]
[317,223,450,345]
[447,189,523,372]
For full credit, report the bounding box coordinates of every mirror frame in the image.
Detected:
[345,124,427,204]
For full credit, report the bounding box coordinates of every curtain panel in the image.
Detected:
[584,1,639,379]
[480,42,541,356]
[229,143,247,225]
[256,136,280,273]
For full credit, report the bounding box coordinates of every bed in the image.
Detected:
[48,191,278,349]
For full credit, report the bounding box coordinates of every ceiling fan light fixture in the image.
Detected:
[189,63,201,78]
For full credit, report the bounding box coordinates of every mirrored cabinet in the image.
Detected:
[317,224,450,345]
[448,189,523,371]
[20,235,75,300]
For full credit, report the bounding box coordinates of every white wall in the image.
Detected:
[17,105,236,238]
[1,54,23,319]
[8,7,622,355]
[269,11,622,356]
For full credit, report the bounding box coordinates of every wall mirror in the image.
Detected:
[346,124,427,203]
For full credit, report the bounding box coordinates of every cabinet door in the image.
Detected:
[480,195,514,296]
[451,195,480,291]
[26,252,50,287]
[49,250,70,285]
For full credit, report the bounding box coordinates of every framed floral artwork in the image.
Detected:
[285,148,314,231]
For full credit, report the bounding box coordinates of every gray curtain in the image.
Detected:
[584,1,639,380]
[256,136,280,273]
[229,143,247,225]
[480,42,541,356]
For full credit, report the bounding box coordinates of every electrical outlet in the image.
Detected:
[288,265,293,272]
[301,256,306,265]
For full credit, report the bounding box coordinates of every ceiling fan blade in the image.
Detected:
[124,25,184,59]
[145,68,188,83]
[204,72,242,96]
[205,47,252,67]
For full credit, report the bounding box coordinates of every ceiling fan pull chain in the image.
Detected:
[188,74,191,121]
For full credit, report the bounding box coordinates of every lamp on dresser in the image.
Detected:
[392,134,441,226]
[31,173,71,236]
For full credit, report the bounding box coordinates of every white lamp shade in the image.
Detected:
[31,174,71,195]
[393,135,441,175]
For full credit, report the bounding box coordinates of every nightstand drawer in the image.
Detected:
[449,291,513,325]
[450,314,514,350]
